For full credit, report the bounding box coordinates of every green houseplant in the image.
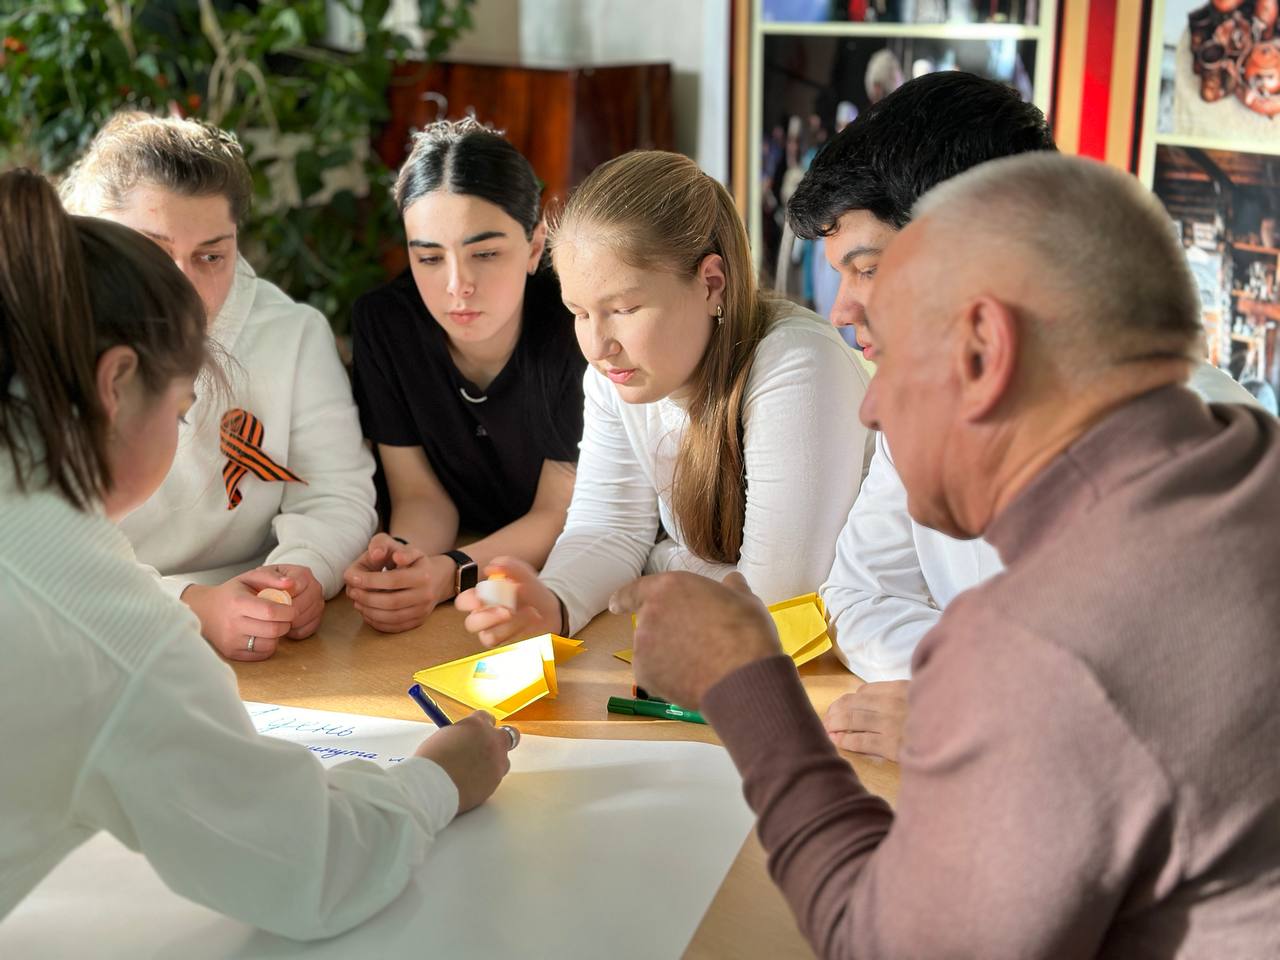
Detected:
[0,0,475,333]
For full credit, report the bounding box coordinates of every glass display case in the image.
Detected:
[747,0,1059,296]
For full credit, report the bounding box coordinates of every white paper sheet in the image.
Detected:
[0,702,755,959]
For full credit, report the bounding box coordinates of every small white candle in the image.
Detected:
[475,576,519,612]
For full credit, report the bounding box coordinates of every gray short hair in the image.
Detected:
[913,153,1202,368]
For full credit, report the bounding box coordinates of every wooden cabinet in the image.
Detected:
[376,58,675,208]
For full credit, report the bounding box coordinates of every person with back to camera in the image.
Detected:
[0,169,516,939]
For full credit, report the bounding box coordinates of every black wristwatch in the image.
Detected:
[444,549,478,597]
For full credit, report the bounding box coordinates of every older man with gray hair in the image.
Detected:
[610,153,1280,958]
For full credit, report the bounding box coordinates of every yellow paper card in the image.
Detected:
[414,634,584,721]
[769,592,831,667]
[612,592,831,667]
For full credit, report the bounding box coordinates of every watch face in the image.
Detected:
[457,561,478,595]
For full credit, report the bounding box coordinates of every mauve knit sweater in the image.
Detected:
[704,385,1280,959]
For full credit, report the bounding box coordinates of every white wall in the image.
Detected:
[532,0,730,184]
[391,0,730,183]
[446,0,522,60]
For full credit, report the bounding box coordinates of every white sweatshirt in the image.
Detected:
[119,257,376,599]
[822,361,1267,681]
[542,305,873,633]
[0,472,457,939]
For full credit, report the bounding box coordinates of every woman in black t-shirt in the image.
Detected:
[345,119,585,632]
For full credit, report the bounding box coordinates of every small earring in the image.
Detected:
[714,304,725,327]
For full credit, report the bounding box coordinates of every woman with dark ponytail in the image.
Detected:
[0,170,513,935]
[345,118,585,632]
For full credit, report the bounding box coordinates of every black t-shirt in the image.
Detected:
[351,267,585,534]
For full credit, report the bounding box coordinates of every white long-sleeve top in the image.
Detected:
[0,472,458,940]
[119,256,376,600]
[542,305,872,633]
[822,361,1266,682]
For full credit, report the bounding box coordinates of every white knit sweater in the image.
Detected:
[0,469,457,938]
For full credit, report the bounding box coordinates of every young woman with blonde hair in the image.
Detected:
[459,150,871,644]
[60,112,377,661]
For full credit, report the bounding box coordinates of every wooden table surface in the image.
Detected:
[232,595,901,959]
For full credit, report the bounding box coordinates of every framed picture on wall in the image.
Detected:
[1139,0,1280,413]
[1148,0,1280,143]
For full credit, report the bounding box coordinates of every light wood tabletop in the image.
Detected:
[231,594,901,960]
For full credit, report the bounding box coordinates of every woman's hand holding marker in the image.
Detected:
[414,711,516,813]
[456,557,563,648]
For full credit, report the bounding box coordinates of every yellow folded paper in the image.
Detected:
[768,592,832,667]
[614,592,832,667]
[414,634,585,721]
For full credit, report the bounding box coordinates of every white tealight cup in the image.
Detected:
[475,577,519,612]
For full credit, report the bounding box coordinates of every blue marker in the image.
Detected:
[407,683,453,727]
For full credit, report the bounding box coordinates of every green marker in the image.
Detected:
[607,695,707,725]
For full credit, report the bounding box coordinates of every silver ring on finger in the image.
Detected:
[246,636,256,652]
[499,725,520,750]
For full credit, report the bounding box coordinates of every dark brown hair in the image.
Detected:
[550,151,775,565]
[395,117,541,238]
[0,169,209,510]
[789,71,1056,237]
[59,111,253,223]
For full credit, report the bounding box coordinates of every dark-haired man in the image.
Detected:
[790,72,1258,761]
